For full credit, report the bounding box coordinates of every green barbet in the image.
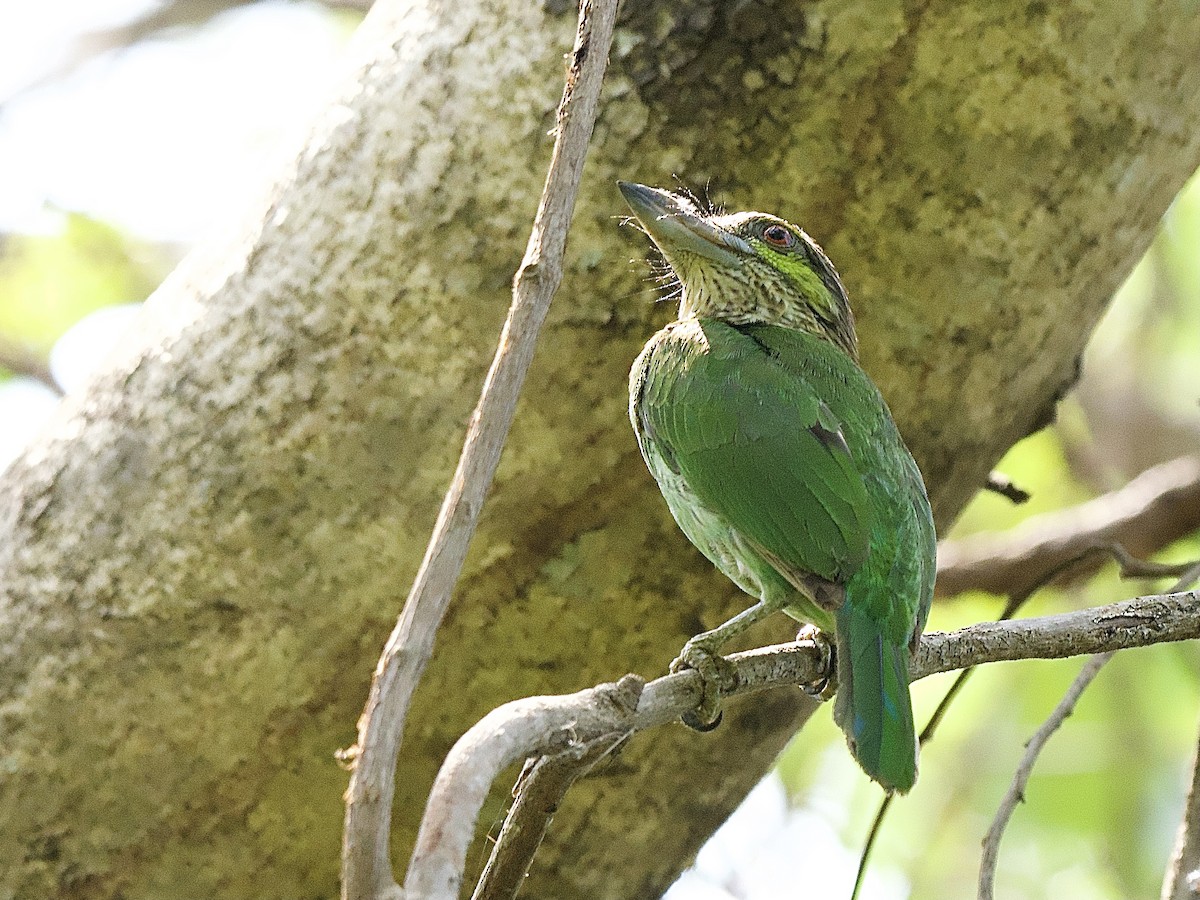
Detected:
[620,181,936,793]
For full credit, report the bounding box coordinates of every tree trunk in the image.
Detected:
[2,1,1198,897]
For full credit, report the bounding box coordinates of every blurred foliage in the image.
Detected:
[0,212,168,360]
[773,169,1200,899]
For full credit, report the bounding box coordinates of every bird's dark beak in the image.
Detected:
[618,181,751,265]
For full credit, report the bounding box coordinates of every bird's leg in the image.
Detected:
[795,624,838,701]
[671,601,776,731]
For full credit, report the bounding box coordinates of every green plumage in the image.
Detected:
[620,182,935,793]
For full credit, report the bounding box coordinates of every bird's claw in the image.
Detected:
[795,625,837,701]
[670,639,733,731]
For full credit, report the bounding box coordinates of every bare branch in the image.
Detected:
[913,591,1198,676]
[938,457,1200,598]
[978,652,1113,899]
[339,2,619,898]
[406,590,1199,898]
[1163,713,1200,900]
[472,732,628,900]
[407,675,647,899]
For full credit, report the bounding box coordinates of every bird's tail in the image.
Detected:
[832,601,918,794]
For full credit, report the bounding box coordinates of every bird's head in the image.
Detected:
[619,181,857,358]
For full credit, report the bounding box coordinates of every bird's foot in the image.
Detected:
[795,625,837,701]
[670,638,735,732]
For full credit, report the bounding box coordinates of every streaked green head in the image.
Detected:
[619,181,857,358]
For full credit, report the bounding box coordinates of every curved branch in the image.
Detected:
[406,590,1200,896]
[471,732,630,900]
[937,457,1200,598]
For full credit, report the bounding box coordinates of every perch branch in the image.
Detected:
[937,456,1200,598]
[977,652,1113,900]
[407,590,1200,897]
[341,2,618,898]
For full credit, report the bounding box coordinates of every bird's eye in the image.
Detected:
[762,224,795,248]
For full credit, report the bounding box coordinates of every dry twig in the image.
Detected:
[984,471,1031,504]
[977,652,1113,900]
[340,2,619,897]
[1162,562,1200,900]
[979,562,1200,898]
[471,732,628,900]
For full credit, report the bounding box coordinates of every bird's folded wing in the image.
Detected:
[636,322,872,586]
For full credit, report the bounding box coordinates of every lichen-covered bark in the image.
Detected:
[1,0,1198,897]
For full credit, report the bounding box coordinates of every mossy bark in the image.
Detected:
[1,1,1198,897]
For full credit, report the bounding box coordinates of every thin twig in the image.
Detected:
[341,2,619,898]
[472,732,628,900]
[979,563,1200,899]
[850,793,893,900]
[984,471,1031,505]
[938,456,1200,598]
[852,657,978,900]
[977,651,1113,900]
[406,591,1200,899]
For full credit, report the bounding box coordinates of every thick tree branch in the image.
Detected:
[341,2,618,898]
[408,590,1199,897]
[937,457,1200,598]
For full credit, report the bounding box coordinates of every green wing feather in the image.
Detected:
[634,317,871,593]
